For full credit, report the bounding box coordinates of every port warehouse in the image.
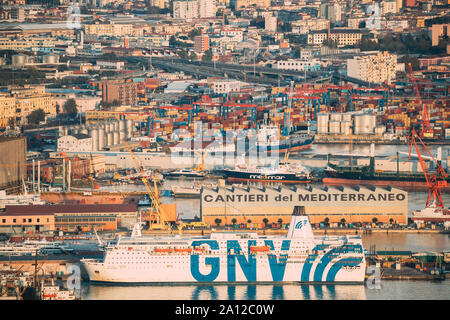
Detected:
[0,204,137,233]
[0,137,26,189]
[200,185,408,226]
[0,203,177,233]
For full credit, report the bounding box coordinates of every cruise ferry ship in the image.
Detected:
[81,207,366,283]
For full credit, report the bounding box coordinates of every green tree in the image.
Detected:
[27,108,45,125]
[188,51,197,61]
[263,218,269,227]
[214,218,222,226]
[372,217,378,225]
[63,98,78,115]
[202,49,213,61]
[188,28,202,40]
[231,218,237,225]
[55,103,60,114]
[177,49,188,59]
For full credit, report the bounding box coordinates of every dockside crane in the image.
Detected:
[404,128,448,210]
[408,63,433,138]
[125,143,171,231]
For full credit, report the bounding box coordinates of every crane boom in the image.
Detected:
[408,63,432,138]
[404,129,447,209]
[125,143,170,231]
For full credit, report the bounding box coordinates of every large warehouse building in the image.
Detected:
[201,185,408,226]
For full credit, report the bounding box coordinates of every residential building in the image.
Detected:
[198,0,216,18]
[265,15,277,32]
[430,24,450,46]
[347,51,397,84]
[173,0,199,19]
[194,35,210,53]
[276,59,320,71]
[232,0,270,10]
[101,80,138,106]
[212,80,244,94]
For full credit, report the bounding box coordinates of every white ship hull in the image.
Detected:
[82,211,366,284]
[83,254,366,283]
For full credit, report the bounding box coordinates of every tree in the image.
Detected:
[189,51,197,61]
[324,217,330,227]
[202,49,213,62]
[389,218,394,224]
[247,219,252,224]
[372,217,378,225]
[263,218,269,227]
[231,218,237,225]
[63,98,78,115]
[55,103,60,115]
[214,218,222,226]
[27,108,45,125]
[177,49,188,59]
[340,218,346,227]
[277,218,283,225]
[188,28,202,40]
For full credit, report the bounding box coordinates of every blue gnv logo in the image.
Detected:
[295,220,307,229]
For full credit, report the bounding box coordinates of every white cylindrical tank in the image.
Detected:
[119,130,126,142]
[113,131,119,145]
[12,54,27,66]
[98,128,105,150]
[119,120,125,132]
[340,121,351,135]
[330,113,342,122]
[89,128,99,151]
[317,113,329,134]
[342,113,352,122]
[328,121,341,134]
[43,54,59,64]
[106,132,113,146]
[113,121,119,131]
[126,119,133,138]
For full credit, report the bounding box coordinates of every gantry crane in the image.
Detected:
[125,143,171,231]
[404,128,448,210]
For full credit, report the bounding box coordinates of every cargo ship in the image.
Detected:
[251,125,314,154]
[81,207,366,283]
[221,162,311,184]
[410,204,450,223]
[322,147,450,191]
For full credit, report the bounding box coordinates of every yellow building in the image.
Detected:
[0,94,16,127]
[2,86,57,126]
[234,0,270,9]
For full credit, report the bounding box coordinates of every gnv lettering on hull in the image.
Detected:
[190,240,291,282]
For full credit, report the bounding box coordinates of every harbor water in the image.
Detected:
[79,279,450,300]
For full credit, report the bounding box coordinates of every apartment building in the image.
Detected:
[232,0,270,9]
[347,51,397,84]
[173,0,216,19]
[307,29,364,47]
[84,22,135,37]
[194,35,210,53]
[276,59,320,71]
[102,80,138,106]
[291,19,330,34]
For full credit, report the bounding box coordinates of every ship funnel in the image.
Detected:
[286,206,314,239]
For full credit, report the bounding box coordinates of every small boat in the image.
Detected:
[163,169,206,179]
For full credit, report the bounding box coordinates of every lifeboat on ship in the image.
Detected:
[154,248,173,253]
[174,247,193,253]
[249,246,271,253]
[194,247,207,252]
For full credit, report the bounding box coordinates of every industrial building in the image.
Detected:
[0,204,138,233]
[200,185,408,226]
[0,137,26,189]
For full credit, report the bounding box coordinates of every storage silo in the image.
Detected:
[106,132,113,146]
[330,113,342,122]
[119,119,125,132]
[317,113,329,134]
[342,113,352,122]
[113,131,119,145]
[113,120,119,132]
[340,121,351,135]
[89,127,99,151]
[43,54,59,65]
[12,54,27,67]
[126,119,133,138]
[98,127,105,150]
[328,121,341,134]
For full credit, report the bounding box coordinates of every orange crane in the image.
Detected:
[404,128,448,210]
[408,63,433,138]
